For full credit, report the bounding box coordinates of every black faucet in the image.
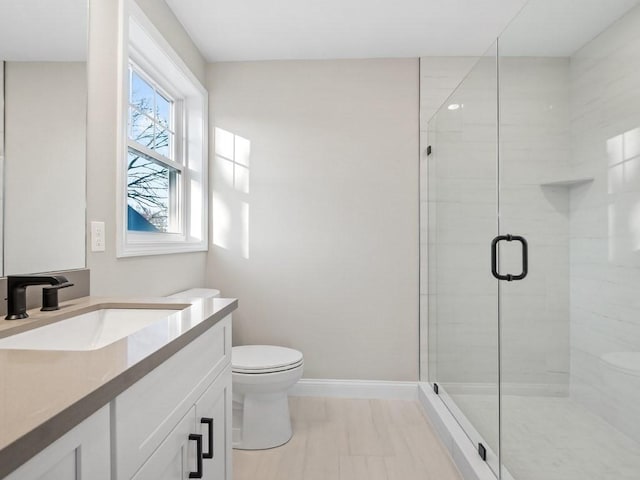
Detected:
[5,275,74,320]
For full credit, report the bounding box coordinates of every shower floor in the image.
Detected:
[450,393,640,480]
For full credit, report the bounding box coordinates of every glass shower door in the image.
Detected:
[427,42,501,475]
[497,1,640,479]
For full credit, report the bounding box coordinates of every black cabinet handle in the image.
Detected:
[491,234,528,281]
[189,434,203,478]
[201,417,214,459]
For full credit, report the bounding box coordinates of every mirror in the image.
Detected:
[0,0,87,275]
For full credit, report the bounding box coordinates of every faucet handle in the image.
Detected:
[41,282,74,312]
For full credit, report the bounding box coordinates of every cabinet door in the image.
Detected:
[5,406,110,480]
[116,317,231,480]
[132,407,200,480]
[195,367,232,480]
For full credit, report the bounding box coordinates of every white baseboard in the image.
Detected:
[289,378,418,400]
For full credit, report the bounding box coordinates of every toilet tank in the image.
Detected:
[166,288,221,299]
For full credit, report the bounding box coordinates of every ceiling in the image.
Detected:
[0,0,637,62]
[0,0,87,61]
[166,0,640,61]
[165,0,530,62]
[499,0,639,56]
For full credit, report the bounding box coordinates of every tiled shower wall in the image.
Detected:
[499,57,571,388]
[568,5,640,443]
[426,52,501,388]
[421,3,640,443]
[420,56,571,390]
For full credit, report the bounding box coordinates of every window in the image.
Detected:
[117,2,207,257]
[127,66,180,233]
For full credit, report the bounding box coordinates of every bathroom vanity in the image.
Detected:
[0,295,237,479]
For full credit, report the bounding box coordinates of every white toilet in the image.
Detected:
[166,288,304,450]
[232,345,303,450]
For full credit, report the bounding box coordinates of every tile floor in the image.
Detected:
[451,394,640,480]
[233,396,462,480]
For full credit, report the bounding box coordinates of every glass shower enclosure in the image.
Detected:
[421,1,640,479]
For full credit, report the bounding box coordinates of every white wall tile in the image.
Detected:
[569,5,640,443]
[422,56,572,388]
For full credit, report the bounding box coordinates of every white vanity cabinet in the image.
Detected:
[115,315,232,480]
[132,368,232,480]
[2,314,233,480]
[131,405,199,480]
[5,406,110,480]
[195,368,232,480]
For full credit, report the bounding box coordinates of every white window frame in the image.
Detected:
[116,0,207,257]
[127,62,183,234]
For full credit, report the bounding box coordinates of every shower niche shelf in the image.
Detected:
[539,177,594,188]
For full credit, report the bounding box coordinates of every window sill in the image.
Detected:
[117,240,207,258]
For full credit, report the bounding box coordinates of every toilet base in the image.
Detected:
[232,390,293,450]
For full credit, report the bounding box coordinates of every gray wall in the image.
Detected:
[86,0,207,296]
[207,59,420,381]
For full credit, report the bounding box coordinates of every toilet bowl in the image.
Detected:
[232,345,303,450]
[165,289,303,450]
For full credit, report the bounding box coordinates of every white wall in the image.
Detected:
[569,4,640,442]
[4,62,86,275]
[207,59,420,381]
[86,0,207,296]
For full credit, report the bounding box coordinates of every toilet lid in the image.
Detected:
[232,345,303,373]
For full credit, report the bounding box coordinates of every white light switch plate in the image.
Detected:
[91,221,106,252]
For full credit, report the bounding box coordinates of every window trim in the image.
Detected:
[116,0,208,257]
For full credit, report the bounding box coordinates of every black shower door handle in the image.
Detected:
[491,234,528,281]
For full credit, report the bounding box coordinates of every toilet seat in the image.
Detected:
[232,345,304,374]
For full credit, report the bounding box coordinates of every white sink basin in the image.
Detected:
[0,308,182,351]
